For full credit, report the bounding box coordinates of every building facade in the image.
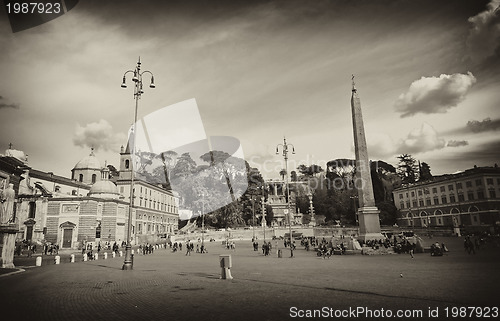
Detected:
[393,166,500,233]
[265,179,304,226]
[11,144,179,250]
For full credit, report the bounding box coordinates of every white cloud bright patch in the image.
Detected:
[73,119,126,151]
[396,123,446,154]
[466,0,500,63]
[395,72,476,118]
[366,133,398,159]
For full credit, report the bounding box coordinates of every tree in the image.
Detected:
[107,164,119,179]
[297,164,324,178]
[172,152,197,179]
[396,154,419,184]
[290,171,297,182]
[419,162,433,181]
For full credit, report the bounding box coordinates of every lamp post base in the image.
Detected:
[122,245,133,270]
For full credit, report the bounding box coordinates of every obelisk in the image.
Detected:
[351,75,383,241]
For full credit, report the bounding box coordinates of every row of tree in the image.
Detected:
[107,150,431,229]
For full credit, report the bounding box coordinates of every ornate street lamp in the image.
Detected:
[121,57,155,270]
[276,136,295,257]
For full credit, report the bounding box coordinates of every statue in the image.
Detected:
[1,183,15,224]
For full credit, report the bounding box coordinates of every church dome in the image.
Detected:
[73,149,101,170]
[89,180,119,199]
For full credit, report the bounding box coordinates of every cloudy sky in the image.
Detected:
[0,0,499,179]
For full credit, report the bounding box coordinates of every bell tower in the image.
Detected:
[119,135,133,180]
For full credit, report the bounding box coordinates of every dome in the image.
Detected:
[89,180,120,199]
[73,149,101,170]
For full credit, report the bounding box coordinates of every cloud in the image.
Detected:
[396,123,446,154]
[368,123,450,158]
[466,0,500,63]
[366,133,397,159]
[394,72,476,118]
[467,117,500,133]
[0,95,19,109]
[447,140,469,147]
[73,119,126,152]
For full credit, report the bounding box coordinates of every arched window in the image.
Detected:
[92,174,97,184]
[79,174,83,182]
[125,159,130,169]
[434,209,443,216]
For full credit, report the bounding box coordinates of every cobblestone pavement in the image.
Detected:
[1,237,499,321]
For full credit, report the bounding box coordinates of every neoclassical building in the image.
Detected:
[13,144,179,249]
[393,165,500,233]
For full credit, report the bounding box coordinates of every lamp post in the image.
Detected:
[276,136,295,257]
[252,197,256,240]
[201,193,205,249]
[120,57,155,270]
[261,196,266,242]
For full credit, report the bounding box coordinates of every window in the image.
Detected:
[125,159,129,169]
[448,184,454,191]
[466,181,472,188]
[440,186,445,192]
[426,199,431,206]
[457,182,463,189]
[449,195,456,203]
[489,189,496,198]
[28,202,36,219]
[412,200,417,208]
[432,187,437,194]
[92,174,97,184]
[467,192,474,201]
[486,178,493,185]
[477,190,485,199]
[424,188,430,195]
[418,190,422,196]
[79,174,83,182]
[441,196,447,204]
[399,194,403,199]
[475,179,482,186]
[419,200,424,207]
[458,193,465,202]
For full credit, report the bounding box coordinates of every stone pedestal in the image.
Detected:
[357,207,384,242]
[0,224,19,268]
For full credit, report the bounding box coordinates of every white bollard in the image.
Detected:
[219,255,233,280]
[131,249,135,255]
[103,252,108,260]
[112,252,116,258]
[94,253,98,260]
[119,250,123,257]
[36,256,42,266]
[54,255,60,265]
[83,254,88,262]
[70,254,75,263]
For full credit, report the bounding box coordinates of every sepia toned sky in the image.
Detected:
[0,0,499,179]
